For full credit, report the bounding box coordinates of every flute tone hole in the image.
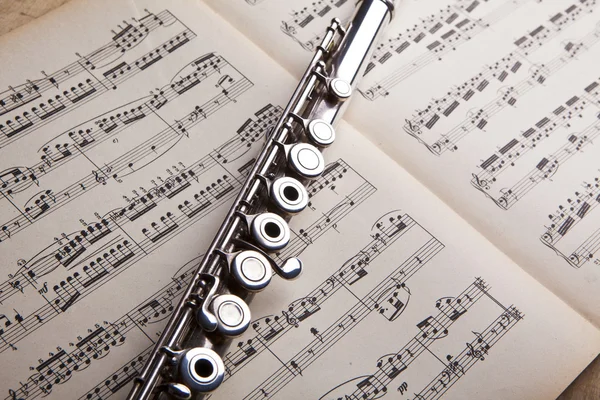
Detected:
[283,185,300,201]
[265,222,281,238]
[194,358,214,378]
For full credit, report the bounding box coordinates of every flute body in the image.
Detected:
[127,1,395,398]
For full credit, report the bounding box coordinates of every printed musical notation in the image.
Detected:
[221,212,440,381]
[7,207,408,400]
[275,161,377,260]
[66,210,430,400]
[280,0,355,51]
[402,1,598,155]
[4,152,377,400]
[8,322,127,399]
[5,253,200,400]
[471,79,600,210]
[280,0,510,61]
[541,174,600,268]
[0,104,282,354]
[0,53,252,243]
[410,306,522,400]
[319,278,523,400]
[360,0,535,101]
[0,9,196,150]
[227,213,444,399]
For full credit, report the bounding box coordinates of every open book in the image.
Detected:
[0,0,598,398]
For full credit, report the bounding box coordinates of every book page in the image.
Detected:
[206,0,361,79]
[208,0,600,326]
[347,0,600,327]
[0,1,598,400]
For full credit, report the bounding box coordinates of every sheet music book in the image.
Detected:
[0,0,599,399]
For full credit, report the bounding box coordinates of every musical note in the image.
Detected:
[472,111,600,210]
[0,10,195,150]
[403,3,600,155]
[416,315,449,339]
[23,189,55,220]
[241,230,443,399]
[373,282,411,321]
[471,78,599,208]
[280,0,355,51]
[318,277,519,400]
[0,62,253,244]
[0,314,12,335]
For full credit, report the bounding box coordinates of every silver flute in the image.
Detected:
[127,1,395,398]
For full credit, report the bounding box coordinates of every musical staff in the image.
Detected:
[541,174,600,268]
[402,1,599,154]
[360,0,536,100]
[561,227,600,269]
[410,306,523,400]
[0,10,197,150]
[0,153,370,354]
[320,278,522,400]
[472,106,600,210]
[0,10,172,117]
[0,104,280,303]
[243,237,444,399]
[77,346,153,400]
[472,81,598,192]
[2,253,198,400]
[0,104,280,352]
[3,322,128,398]
[280,0,355,51]
[471,78,600,209]
[0,54,252,242]
[4,155,375,399]
[221,212,435,380]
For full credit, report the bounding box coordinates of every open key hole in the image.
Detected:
[194,358,215,379]
[283,185,300,202]
[264,221,282,238]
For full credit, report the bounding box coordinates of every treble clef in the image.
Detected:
[471,173,490,191]
[404,118,422,135]
[93,170,106,185]
[282,311,298,328]
[466,342,485,361]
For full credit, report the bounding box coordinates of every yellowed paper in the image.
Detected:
[0,1,598,400]
[209,0,600,325]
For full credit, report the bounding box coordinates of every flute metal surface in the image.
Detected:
[127,1,395,398]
